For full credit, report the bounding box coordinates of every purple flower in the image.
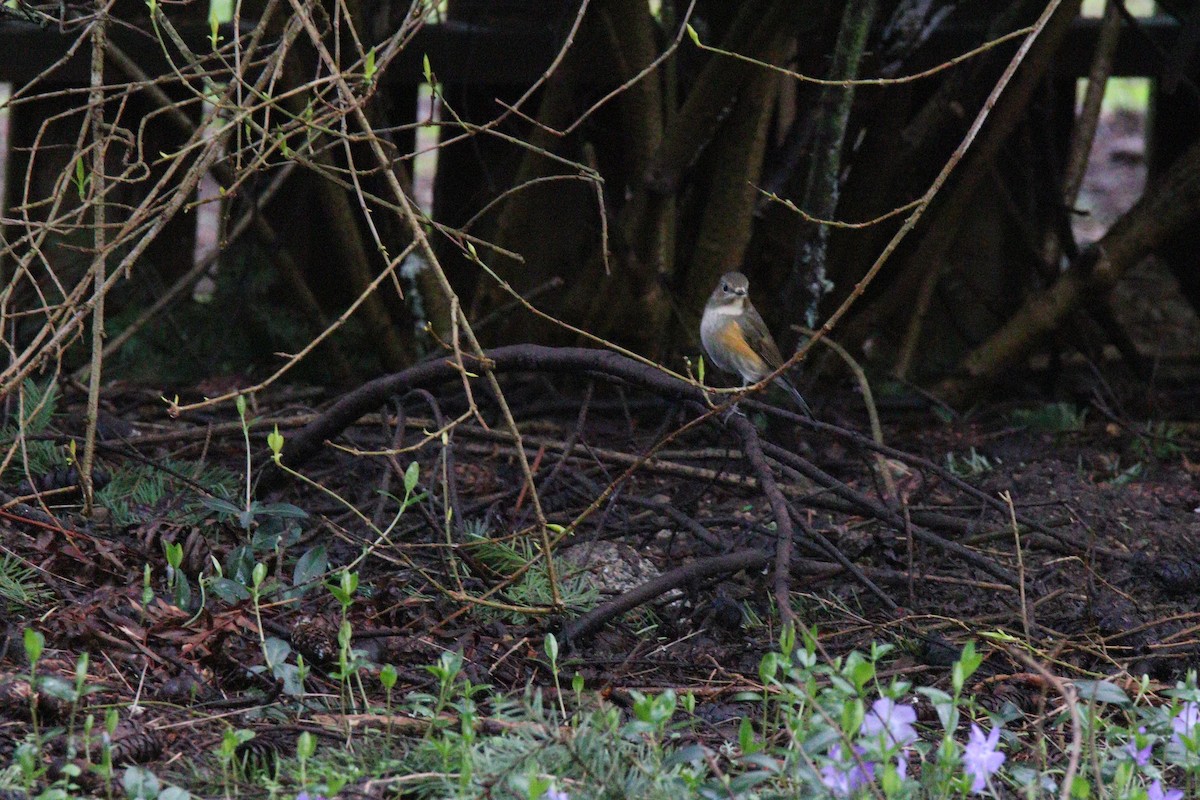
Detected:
[861,697,918,748]
[1147,780,1184,800]
[962,724,1005,794]
[820,744,875,797]
[543,789,569,800]
[296,793,327,800]
[1125,727,1152,766]
[1172,702,1200,746]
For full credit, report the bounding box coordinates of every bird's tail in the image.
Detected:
[773,377,813,418]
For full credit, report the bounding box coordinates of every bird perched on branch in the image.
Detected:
[700,271,812,417]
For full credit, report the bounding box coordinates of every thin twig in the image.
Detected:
[1003,490,1032,644]
[80,0,110,514]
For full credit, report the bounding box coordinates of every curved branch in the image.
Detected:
[261,345,707,491]
[728,413,798,624]
[559,548,770,647]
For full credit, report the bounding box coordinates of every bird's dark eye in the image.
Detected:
[722,282,730,292]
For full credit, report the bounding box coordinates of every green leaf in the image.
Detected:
[915,686,956,732]
[172,574,191,609]
[841,696,865,737]
[685,22,701,46]
[143,564,154,606]
[1074,679,1131,706]
[729,772,775,793]
[758,651,778,685]
[74,157,88,200]
[404,461,419,494]
[847,651,875,690]
[207,577,250,603]
[23,628,44,665]
[953,640,982,694]
[164,540,183,569]
[364,47,377,84]
[264,636,290,669]
[74,652,89,687]
[268,425,285,458]
[208,10,223,48]
[738,753,783,772]
[200,496,243,517]
[275,662,304,696]
[881,761,902,795]
[219,729,255,757]
[225,545,256,584]
[39,675,79,703]
[422,53,432,82]
[292,545,328,591]
[255,502,309,519]
[121,766,161,800]
[1006,765,1042,789]
[663,744,709,766]
[738,716,758,754]
[526,777,549,799]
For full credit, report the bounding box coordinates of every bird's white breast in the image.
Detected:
[700,308,739,374]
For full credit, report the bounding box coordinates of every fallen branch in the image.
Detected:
[727,413,799,625]
[261,345,706,489]
[760,441,1017,585]
[558,548,770,647]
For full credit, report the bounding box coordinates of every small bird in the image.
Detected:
[700,271,812,417]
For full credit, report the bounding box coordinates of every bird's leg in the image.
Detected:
[718,404,748,422]
[705,385,746,422]
[717,382,751,420]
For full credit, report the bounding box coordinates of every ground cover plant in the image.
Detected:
[10,611,1200,799]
